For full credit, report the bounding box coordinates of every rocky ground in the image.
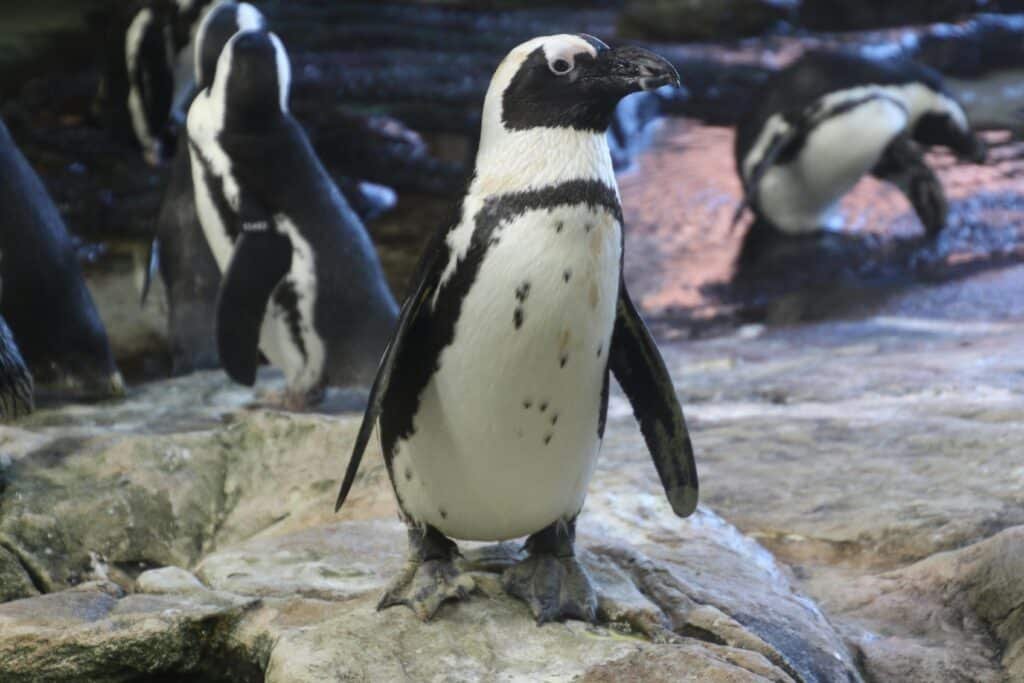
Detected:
[2,258,1024,680]
[2,4,1024,680]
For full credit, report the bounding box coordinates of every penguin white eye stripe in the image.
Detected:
[549,57,574,75]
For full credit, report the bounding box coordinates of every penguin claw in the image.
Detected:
[378,558,475,621]
[502,554,598,625]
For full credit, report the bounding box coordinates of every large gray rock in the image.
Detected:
[0,580,261,682]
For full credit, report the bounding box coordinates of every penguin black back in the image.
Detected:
[0,119,122,398]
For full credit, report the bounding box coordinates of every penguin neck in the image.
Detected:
[471,122,617,198]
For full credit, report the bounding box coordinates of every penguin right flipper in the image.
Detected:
[609,280,698,518]
[872,135,948,237]
[334,232,445,512]
[216,225,292,386]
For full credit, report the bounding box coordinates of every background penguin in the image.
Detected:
[0,118,124,400]
[0,281,33,421]
[125,0,221,165]
[146,1,265,375]
[335,34,698,623]
[733,50,988,267]
[187,27,399,408]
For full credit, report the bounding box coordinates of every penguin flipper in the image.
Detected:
[139,237,160,306]
[335,255,441,513]
[609,281,698,517]
[216,227,292,387]
[872,136,948,237]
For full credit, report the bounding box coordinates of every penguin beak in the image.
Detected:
[599,46,681,93]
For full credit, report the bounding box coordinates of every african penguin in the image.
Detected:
[336,34,698,624]
[0,118,124,400]
[0,280,33,421]
[143,1,265,374]
[734,50,987,266]
[125,0,221,165]
[187,26,398,408]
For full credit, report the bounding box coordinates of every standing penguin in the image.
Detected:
[187,27,399,408]
[125,0,221,165]
[0,118,124,401]
[147,1,265,375]
[335,35,698,623]
[734,50,987,266]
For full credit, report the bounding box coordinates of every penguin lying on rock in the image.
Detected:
[187,25,398,409]
[336,34,698,623]
[733,50,988,266]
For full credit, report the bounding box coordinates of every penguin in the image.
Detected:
[187,26,399,408]
[144,0,265,375]
[335,34,698,623]
[733,50,988,266]
[125,5,176,165]
[0,280,33,421]
[0,118,124,400]
[125,0,220,165]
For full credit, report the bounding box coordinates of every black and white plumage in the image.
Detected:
[0,280,33,420]
[125,0,220,165]
[336,34,696,623]
[186,24,398,407]
[734,50,987,265]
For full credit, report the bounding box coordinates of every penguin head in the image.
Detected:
[913,92,987,163]
[209,29,292,128]
[896,61,987,164]
[488,34,680,134]
[194,1,265,90]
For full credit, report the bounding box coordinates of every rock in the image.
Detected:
[196,512,854,682]
[0,375,359,596]
[0,579,261,682]
[620,0,798,42]
[0,545,39,602]
[814,527,1024,681]
[135,566,206,595]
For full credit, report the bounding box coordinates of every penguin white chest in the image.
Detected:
[393,204,622,541]
[759,96,910,233]
[186,94,239,271]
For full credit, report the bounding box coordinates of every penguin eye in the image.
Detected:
[549,58,573,75]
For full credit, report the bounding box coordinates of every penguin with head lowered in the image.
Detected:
[734,50,987,266]
[187,23,399,408]
[0,118,124,401]
[336,35,698,623]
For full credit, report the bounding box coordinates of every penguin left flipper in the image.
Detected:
[216,223,292,387]
[609,281,699,517]
[871,136,948,237]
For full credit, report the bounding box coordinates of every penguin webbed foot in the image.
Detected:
[502,519,597,625]
[378,525,475,622]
